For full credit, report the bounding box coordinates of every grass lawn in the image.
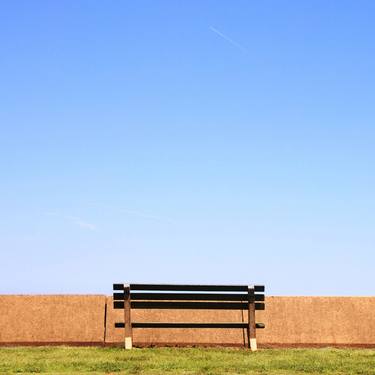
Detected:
[0,346,374,374]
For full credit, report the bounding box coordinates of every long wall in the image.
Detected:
[0,295,106,345]
[1,296,375,347]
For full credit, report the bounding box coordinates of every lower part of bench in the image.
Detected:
[115,322,265,350]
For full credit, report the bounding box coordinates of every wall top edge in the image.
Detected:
[0,294,374,298]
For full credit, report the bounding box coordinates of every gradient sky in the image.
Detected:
[1,1,374,295]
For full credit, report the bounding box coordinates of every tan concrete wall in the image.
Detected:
[1,295,375,347]
[257,297,375,346]
[106,296,375,347]
[0,295,106,344]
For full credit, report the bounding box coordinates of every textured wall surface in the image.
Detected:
[256,297,375,346]
[0,295,106,344]
[1,295,375,347]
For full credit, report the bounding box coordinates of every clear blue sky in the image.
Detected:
[1,1,374,295]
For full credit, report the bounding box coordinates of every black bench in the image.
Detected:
[113,283,265,350]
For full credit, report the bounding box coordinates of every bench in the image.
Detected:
[113,283,265,350]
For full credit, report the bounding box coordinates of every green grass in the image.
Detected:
[0,346,374,374]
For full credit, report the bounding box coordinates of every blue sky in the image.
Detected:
[1,1,374,295]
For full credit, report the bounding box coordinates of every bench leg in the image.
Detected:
[248,285,257,351]
[125,336,133,350]
[250,337,257,351]
[124,284,133,350]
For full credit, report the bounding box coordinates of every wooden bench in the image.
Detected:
[113,283,265,350]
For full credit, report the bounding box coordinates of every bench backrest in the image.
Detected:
[113,283,265,310]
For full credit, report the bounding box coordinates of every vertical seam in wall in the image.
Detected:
[103,297,107,344]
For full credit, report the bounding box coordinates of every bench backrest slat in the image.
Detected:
[113,283,264,292]
[113,300,265,310]
[113,292,265,302]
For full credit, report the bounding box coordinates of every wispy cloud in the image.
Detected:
[45,212,96,231]
[209,26,248,53]
[66,216,96,231]
[87,203,174,223]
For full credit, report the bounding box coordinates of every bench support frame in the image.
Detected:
[113,283,264,351]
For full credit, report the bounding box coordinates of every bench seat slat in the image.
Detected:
[115,322,266,329]
[132,301,266,310]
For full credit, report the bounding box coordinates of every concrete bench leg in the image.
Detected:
[125,336,133,350]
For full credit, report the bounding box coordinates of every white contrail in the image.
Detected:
[209,26,248,53]
[87,203,174,223]
[66,216,96,231]
[44,212,96,231]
